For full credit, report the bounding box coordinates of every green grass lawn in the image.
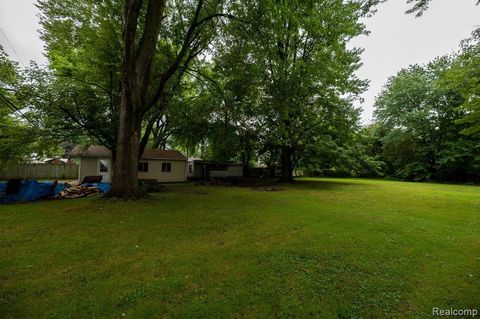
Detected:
[1,178,479,318]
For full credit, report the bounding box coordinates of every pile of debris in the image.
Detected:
[139,179,166,193]
[0,177,112,203]
[196,178,240,186]
[196,177,284,190]
[0,179,66,204]
[56,185,102,199]
[252,185,283,192]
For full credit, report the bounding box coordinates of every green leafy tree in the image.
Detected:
[442,32,480,136]
[37,0,229,197]
[406,0,479,17]
[374,58,480,182]
[0,47,60,167]
[217,0,375,181]
[404,0,480,137]
[35,0,124,149]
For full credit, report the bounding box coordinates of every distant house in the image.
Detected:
[187,158,243,179]
[44,157,76,165]
[71,145,187,184]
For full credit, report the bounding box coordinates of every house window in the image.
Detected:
[162,162,171,172]
[99,160,109,172]
[138,162,149,172]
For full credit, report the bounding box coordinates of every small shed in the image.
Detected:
[71,145,187,184]
[187,158,243,179]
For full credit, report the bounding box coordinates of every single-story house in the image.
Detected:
[71,145,187,184]
[187,158,243,179]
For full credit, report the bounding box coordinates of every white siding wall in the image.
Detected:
[137,160,187,182]
[78,158,98,183]
[78,158,187,183]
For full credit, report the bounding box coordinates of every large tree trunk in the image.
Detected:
[110,86,142,197]
[139,114,157,159]
[279,146,294,183]
[109,0,208,198]
[109,0,166,198]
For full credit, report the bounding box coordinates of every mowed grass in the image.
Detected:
[0,178,479,318]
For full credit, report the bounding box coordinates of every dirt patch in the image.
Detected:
[196,177,281,188]
[196,178,235,186]
[251,185,283,192]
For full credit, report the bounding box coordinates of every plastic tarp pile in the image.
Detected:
[0,180,66,203]
[0,180,112,203]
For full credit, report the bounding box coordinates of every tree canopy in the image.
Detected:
[21,0,380,191]
[372,37,480,182]
[2,0,479,190]
[197,0,376,181]
[0,47,60,168]
[406,0,480,17]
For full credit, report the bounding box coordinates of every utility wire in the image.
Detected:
[0,27,24,64]
[0,91,39,127]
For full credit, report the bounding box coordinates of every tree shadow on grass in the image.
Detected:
[188,177,374,193]
[289,179,369,191]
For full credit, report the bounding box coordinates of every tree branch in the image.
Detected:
[145,0,221,113]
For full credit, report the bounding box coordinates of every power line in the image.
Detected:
[0,91,39,127]
[0,27,24,64]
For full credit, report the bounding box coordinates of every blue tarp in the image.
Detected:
[81,182,111,194]
[0,180,66,203]
[0,180,111,203]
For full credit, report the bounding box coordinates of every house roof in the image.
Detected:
[70,145,186,161]
[141,149,186,160]
[71,145,111,158]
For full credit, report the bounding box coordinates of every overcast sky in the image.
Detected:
[0,0,479,122]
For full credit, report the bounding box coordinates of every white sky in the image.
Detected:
[0,0,45,65]
[0,0,479,123]
[350,0,479,123]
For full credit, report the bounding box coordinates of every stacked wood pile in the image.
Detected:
[56,185,102,199]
